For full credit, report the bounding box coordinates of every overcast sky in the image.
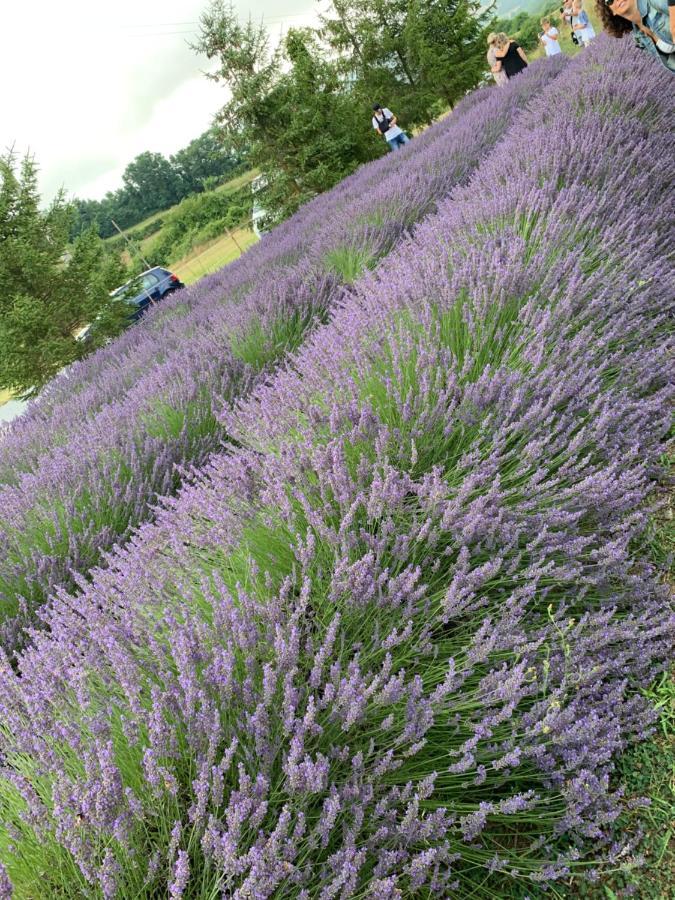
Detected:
[2,1,321,203]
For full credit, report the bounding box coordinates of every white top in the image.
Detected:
[572,11,596,41]
[372,108,402,141]
[541,27,561,56]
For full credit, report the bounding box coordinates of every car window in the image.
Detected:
[141,273,159,290]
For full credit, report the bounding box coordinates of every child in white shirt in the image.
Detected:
[540,18,562,55]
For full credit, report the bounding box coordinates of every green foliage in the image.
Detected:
[121,151,182,215]
[493,5,563,53]
[194,4,385,227]
[0,152,129,398]
[171,128,243,195]
[322,0,492,127]
[491,670,675,899]
[404,0,494,109]
[69,128,242,240]
[146,187,252,264]
[230,305,328,371]
[193,0,493,227]
[324,245,378,283]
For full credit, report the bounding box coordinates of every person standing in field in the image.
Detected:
[494,33,529,78]
[572,0,597,43]
[372,105,410,151]
[540,18,563,54]
[487,33,509,86]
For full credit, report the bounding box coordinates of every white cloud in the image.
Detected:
[1,0,321,202]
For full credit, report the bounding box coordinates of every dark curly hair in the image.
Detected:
[595,0,634,37]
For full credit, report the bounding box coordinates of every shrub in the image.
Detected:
[0,59,564,649]
[0,39,671,898]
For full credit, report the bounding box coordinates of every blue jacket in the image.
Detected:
[634,0,675,70]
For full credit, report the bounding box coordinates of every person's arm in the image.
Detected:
[517,45,528,62]
[491,61,502,71]
[668,0,675,40]
[637,22,659,41]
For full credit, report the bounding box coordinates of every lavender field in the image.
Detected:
[0,37,673,899]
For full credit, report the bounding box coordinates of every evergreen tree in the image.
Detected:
[404,0,492,110]
[194,3,382,225]
[0,152,128,398]
[322,0,492,126]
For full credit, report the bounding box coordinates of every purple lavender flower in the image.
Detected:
[0,36,672,900]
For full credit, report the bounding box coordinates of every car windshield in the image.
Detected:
[110,281,134,299]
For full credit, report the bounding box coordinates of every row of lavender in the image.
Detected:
[0,38,671,898]
[0,61,568,649]
[0,76,496,476]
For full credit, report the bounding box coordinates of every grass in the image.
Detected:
[115,169,259,272]
[214,168,258,195]
[324,246,378,283]
[526,3,604,62]
[170,225,258,285]
[0,389,13,408]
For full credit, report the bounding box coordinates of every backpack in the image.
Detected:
[375,111,392,134]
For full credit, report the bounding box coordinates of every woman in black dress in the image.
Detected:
[494,33,529,78]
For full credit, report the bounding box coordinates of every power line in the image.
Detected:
[121,10,322,37]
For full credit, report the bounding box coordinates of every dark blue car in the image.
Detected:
[75,266,185,345]
[111,266,185,321]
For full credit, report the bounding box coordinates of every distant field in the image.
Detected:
[214,169,258,195]
[525,3,603,60]
[0,389,12,408]
[171,225,258,285]
[116,169,258,276]
[113,169,258,242]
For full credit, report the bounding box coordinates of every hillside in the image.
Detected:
[0,38,672,899]
[109,169,259,286]
[495,0,544,17]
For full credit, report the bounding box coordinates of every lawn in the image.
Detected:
[170,225,259,285]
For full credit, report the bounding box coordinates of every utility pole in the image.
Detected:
[225,225,243,254]
[110,219,152,271]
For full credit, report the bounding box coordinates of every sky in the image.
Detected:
[1,1,322,203]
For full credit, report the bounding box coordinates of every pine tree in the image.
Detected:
[0,151,128,398]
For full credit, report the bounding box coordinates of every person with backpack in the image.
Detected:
[596,0,675,69]
[372,105,410,151]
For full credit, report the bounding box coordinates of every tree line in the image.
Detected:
[70,128,243,240]
[194,0,493,226]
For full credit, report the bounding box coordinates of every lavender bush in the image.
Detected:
[0,38,671,898]
[0,61,568,648]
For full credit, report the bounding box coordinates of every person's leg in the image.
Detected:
[386,138,397,151]
[397,132,410,146]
